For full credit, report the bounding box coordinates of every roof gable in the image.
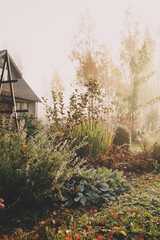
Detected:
[0,50,41,102]
[14,78,41,102]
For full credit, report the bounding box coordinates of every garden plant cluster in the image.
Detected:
[0,80,160,239]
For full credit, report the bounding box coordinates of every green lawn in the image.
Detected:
[129,142,142,154]
[3,173,160,240]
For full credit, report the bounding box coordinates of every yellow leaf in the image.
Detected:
[101,229,108,232]
[81,213,88,219]
[22,145,28,151]
[131,222,134,228]
[120,230,127,236]
[113,226,120,230]
[132,212,136,217]
[147,212,153,218]
[33,226,39,230]
[32,234,39,240]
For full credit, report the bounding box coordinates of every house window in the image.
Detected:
[16,102,20,110]
[21,103,27,109]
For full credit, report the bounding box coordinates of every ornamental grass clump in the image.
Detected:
[74,120,113,162]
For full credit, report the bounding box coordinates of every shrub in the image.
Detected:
[96,145,156,173]
[139,130,159,159]
[0,127,84,207]
[113,126,130,148]
[61,167,126,207]
[17,114,43,140]
[43,81,109,145]
[96,145,130,171]
[43,81,108,129]
[0,128,27,206]
[152,142,160,163]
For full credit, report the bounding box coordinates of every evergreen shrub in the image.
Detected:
[113,125,130,148]
[152,142,160,163]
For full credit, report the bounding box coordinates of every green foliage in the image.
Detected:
[43,80,112,163]
[43,79,108,139]
[85,79,107,120]
[43,81,112,161]
[139,130,159,159]
[120,13,155,139]
[152,142,160,163]
[3,173,160,239]
[0,127,84,207]
[0,129,26,206]
[61,167,126,207]
[75,120,113,161]
[129,142,142,154]
[113,126,130,148]
[97,145,156,173]
[17,114,43,140]
[146,106,159,131]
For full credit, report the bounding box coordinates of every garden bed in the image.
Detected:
[1,173,160,239]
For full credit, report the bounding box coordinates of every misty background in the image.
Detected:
[0,0,160,124]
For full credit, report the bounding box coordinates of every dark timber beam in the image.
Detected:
[0,109,28,114]
[0,55,7,94]
[6,51,18,129]
[0,80,18,83]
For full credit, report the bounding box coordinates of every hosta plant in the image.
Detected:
[61,167,127,207]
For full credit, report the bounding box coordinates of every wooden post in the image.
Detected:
[6,51,18,129]
[0,55,7,95]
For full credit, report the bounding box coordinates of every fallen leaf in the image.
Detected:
[81,213,88,218]
[74,235,80,240]
[113,226,120,230]
[96,234,104,240]
[120,230,127,236]
[132,212,136,217]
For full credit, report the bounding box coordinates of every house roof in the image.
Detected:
[0,50,41,102]
[14,78,41,102]
[0,50,22,79]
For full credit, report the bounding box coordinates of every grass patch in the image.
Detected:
[1,173,160,239]
[130,142,142,154]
